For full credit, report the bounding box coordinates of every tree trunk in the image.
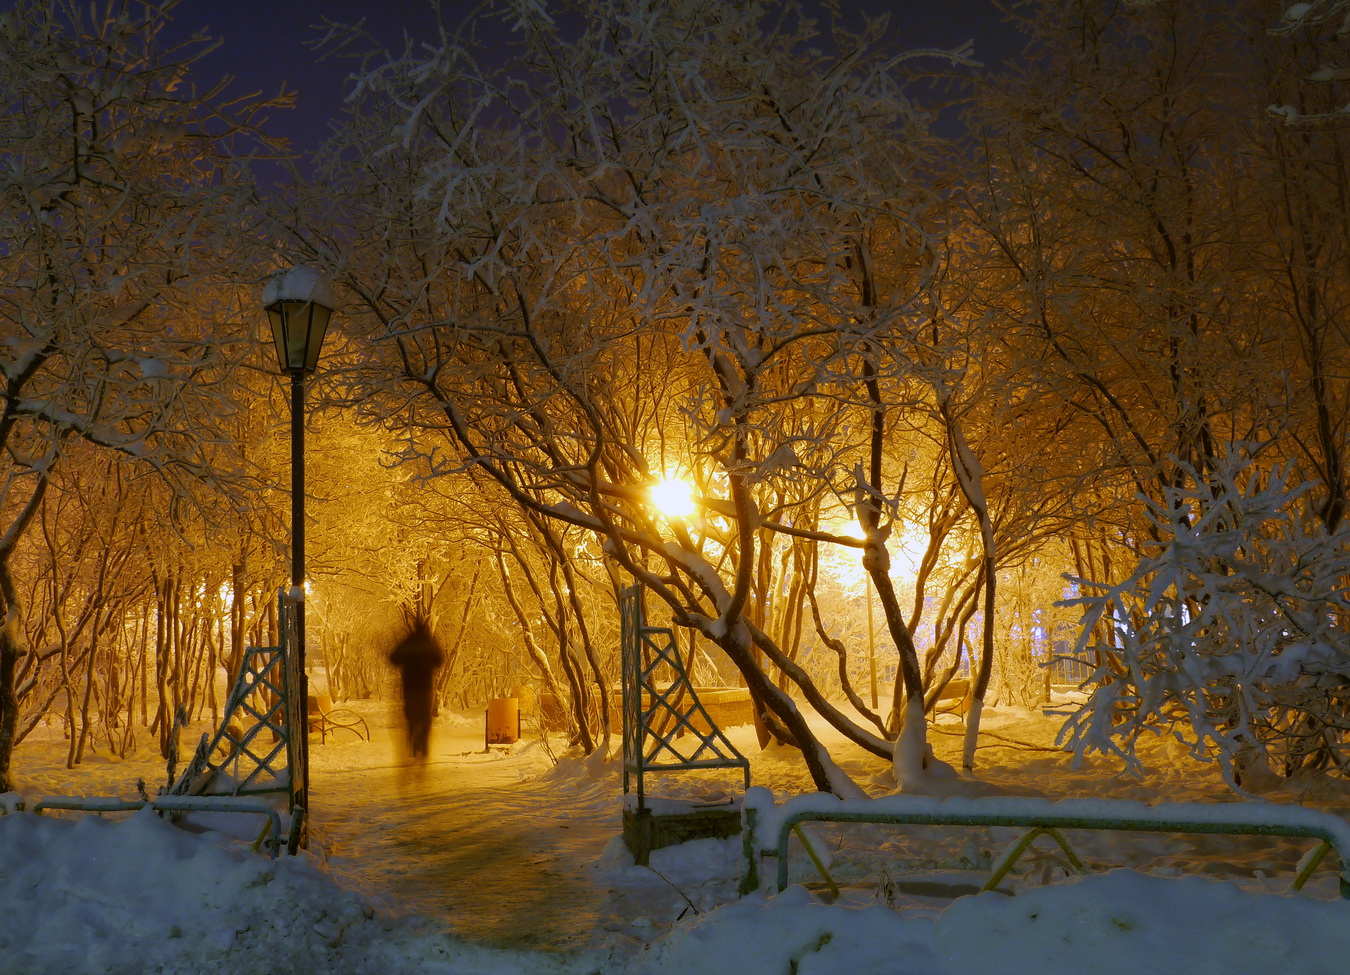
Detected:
[0,615,18,795]
[73,626,101,767]
[963,557,996,770]
[941,405,997,772]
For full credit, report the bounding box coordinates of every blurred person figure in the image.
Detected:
[389,616,445,759]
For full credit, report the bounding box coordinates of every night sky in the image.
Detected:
[175,0,1023,161]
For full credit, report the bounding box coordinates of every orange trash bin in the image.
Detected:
[485,697,520,745]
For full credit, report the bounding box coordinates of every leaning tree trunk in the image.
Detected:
[0,480,48,794]
[942,404,997,771]
[0,615,18,795]
[709,617,860,796]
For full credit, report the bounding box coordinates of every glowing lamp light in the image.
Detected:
[651,478,696,518]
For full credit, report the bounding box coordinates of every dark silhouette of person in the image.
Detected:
[389,617,445,759]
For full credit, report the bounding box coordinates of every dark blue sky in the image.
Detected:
[178,0,1022,161]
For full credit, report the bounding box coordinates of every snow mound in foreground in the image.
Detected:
[6,807,1350,975]
[0,809,586,975]
[639,870,1350,975]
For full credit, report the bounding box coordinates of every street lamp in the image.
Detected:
[262,265,335,838]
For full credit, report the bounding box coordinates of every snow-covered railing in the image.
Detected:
[743,789,1350,898]
[31,794,288,858]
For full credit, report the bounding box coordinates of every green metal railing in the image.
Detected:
[745,794,1350,898]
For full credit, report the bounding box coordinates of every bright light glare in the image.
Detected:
[893,536,927,579]
[841,519,866,540]
[650,478,696,518]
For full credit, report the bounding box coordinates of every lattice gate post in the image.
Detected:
[280,590,307,850]
[619,585,645,803]
[167,589,307,853]
[620,585,749,864]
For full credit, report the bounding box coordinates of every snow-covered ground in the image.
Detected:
[5,697,1350,974]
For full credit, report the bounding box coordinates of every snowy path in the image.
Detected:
[313,754,620,950]
[304,702,1341,955]
[306,707,734,953]
[13,696,1350,975]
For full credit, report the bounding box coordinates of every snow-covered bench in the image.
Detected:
[743,790,1350,899]
[31,794,288,858]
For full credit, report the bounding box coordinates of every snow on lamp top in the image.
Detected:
[263,266,337,374]
[262,265,337,310]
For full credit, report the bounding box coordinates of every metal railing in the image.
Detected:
[31,794,292,858]
[746,793,1350,898]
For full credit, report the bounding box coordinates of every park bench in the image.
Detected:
[742,790,1350,899]
[307,693,370,744]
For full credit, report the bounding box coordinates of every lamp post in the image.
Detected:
[263,266,335,836]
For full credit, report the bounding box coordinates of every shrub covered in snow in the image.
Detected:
[1059,448,1350,789]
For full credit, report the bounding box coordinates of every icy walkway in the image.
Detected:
[306,699,1350,952]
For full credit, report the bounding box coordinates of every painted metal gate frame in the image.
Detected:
[620,585,749,809]
[170,589,306,851]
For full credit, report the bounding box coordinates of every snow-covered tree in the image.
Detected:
[0,0,282,792]
[304,0,985,793]
[1060,447,1350,790]
[963,2,1350,783]
[1268,0,1350,127]
[970,0,1267,508]
[1237,3,1350,533]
